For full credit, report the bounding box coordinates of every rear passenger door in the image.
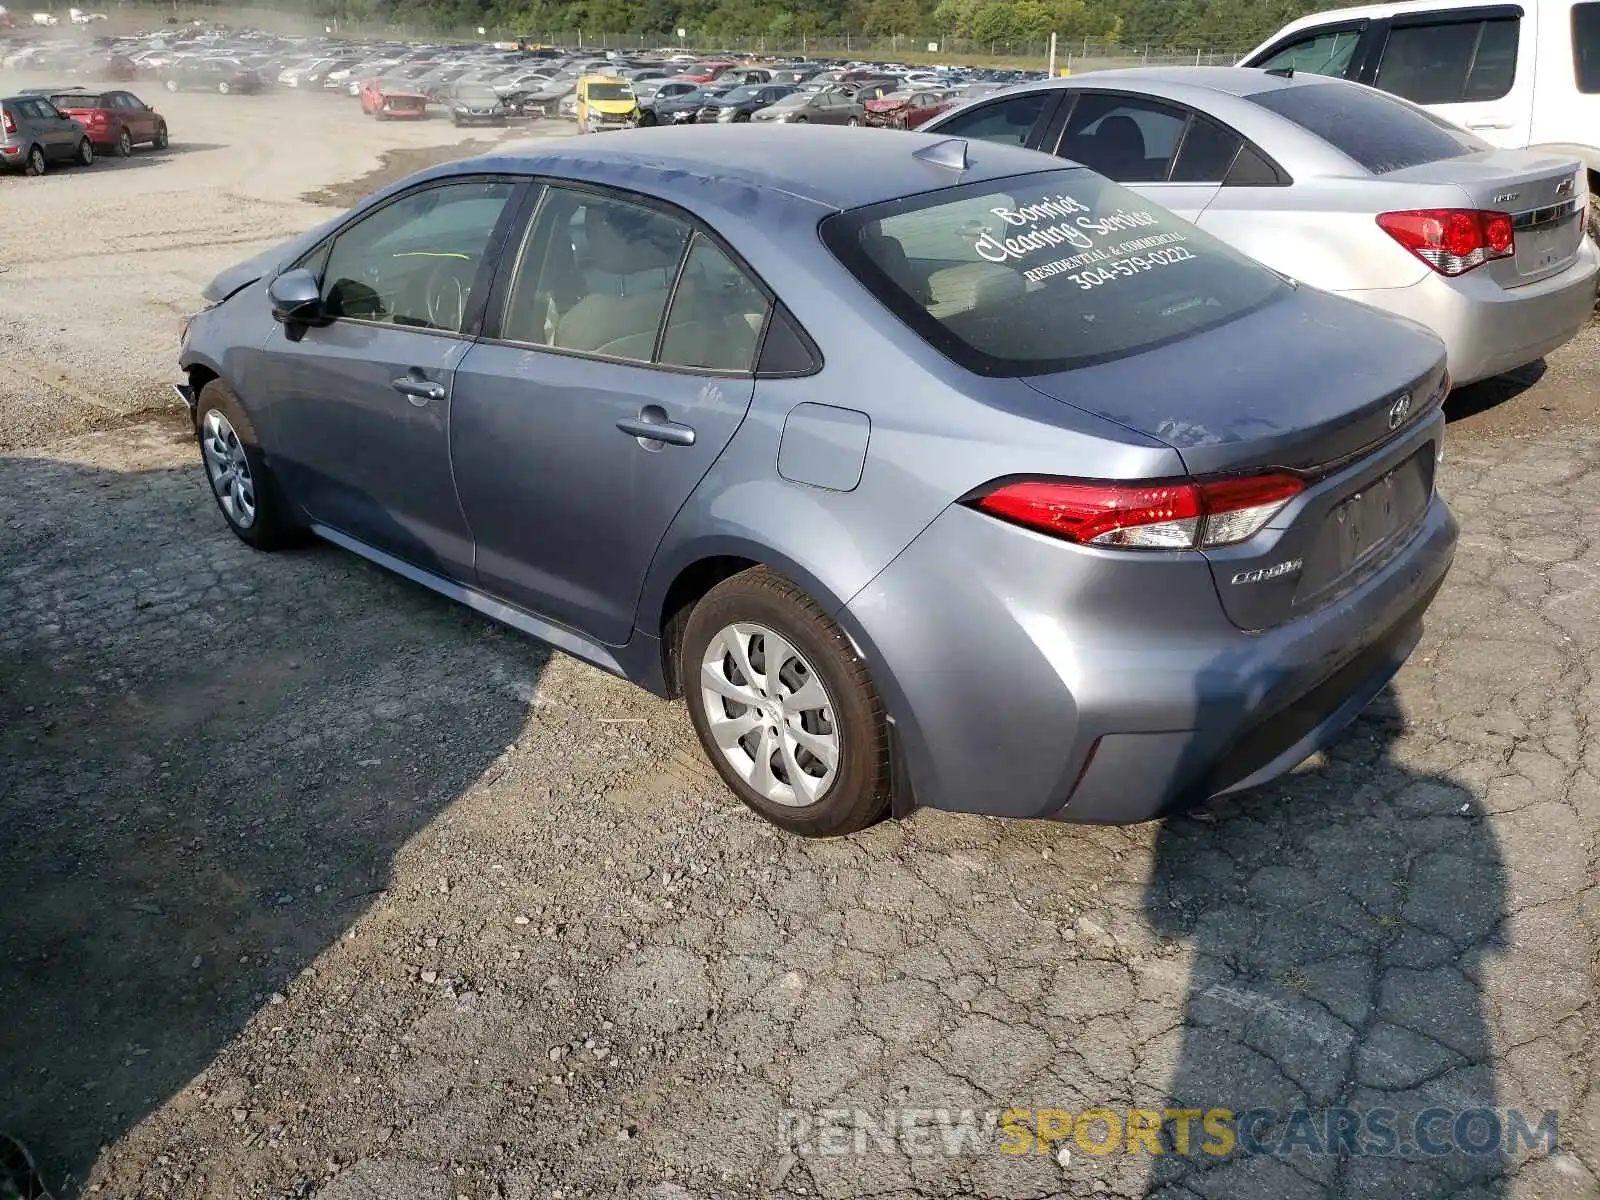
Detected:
[1359,6,1531,147]
[450,185,768,644]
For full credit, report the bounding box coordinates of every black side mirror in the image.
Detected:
[268,267,324,326]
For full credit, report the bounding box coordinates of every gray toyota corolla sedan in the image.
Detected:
[177,126,1457,837]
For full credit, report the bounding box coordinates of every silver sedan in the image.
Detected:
[925,68,1599,385]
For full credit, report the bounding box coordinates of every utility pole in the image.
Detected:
[1047,31,1056,75]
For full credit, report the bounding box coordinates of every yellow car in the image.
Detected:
[575,74,639,132]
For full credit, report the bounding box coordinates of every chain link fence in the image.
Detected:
[105,5,1247,69]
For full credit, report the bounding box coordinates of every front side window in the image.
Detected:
[1373,17,1520,103]
[1057,93,1187,182]
[1253,26,1364,77]
[932,91,1051,146]
[319,180,515,332]
[1574,2,1600,92]
[822,168,1286,376]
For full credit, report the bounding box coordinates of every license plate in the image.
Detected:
[1515,214,1579,273]
[1330,451,1431,575]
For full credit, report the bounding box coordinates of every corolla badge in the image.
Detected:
[1388,392,1412,430]
[1231,558,1303,585]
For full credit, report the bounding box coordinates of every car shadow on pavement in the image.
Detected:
[1447,361,1547,423]
[0,449,547,1195]
[83,143,229,171]
[1142,691,1515,1198]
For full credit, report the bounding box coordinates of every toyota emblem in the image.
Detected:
[1387,392,1412,430]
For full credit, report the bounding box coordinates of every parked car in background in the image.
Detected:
[50,89,167,155]
[1240,0,1600,237]
[634,78,699,124]
[925,68,1598,385]
[575,75,639,131]
[177,126,1457,837]
[519,75,576,118]
[750,88,865,124]
[863,88,957,129]
[695,83,797,122]
[363,78,429,120]
[162,59,265,94]
[450,82,509,126]
[1,94,94,173]
[680,59,735,83]
[650,84,729,124]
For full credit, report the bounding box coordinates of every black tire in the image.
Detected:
[681,567,891,837]
[116,126,132,156]
[153,123,169,149]
[638,109,656,126]
[846,116,860,126]
[1588,194,1600,249]
[23,144,45,176]
[76,137,94,166]
[164,78,179,92]
[792,115,807,123]
[194,380,303,551]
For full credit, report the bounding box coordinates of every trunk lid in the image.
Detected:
[1383,149,1585,287]
[1024,286,1447,630]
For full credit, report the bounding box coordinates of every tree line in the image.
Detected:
[257,0,1348,48]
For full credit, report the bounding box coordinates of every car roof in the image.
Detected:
[1252,0,1525,36]
[998,65,1344,101]
[446,124,1067,212]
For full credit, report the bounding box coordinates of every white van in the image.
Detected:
[1241,0,1600,228]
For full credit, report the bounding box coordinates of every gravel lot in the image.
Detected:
[1,79,1597,1200]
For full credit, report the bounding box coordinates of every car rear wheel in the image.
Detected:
[164,78,178,92]
[153,123,168,149]
[195,381,301,551]
[115,126,132,156]
[75,137,93,166]
[846,116,860,126]
[217,80,231,95]
[681,567,891,837]
[23,144,45,176]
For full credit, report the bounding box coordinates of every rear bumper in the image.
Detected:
[843,439,1457,824]
[1337,238,1599,385]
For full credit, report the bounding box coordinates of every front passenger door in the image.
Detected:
[926,90,1059,149]
[257,178,522,578]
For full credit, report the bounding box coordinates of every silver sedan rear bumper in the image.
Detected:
[1338,237,1599,385]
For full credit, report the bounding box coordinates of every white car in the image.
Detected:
[1242,0,1600,231]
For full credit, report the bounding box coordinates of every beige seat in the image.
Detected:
[925,262,1025,319]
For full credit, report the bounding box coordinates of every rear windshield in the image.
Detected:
[1575,2,1600,92]
[586,82,632,100]
[822,168,1286,377]
[1246,81,1484,173]
[52,94,103,108]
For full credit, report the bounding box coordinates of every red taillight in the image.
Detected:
[2,110,14,135]
[1376,209,1515,276]
[970,473,1305,550]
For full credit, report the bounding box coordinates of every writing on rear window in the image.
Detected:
[971,190,1203,290]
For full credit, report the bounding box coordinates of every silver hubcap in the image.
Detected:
[200,409,257,528]
[700,622,839,807]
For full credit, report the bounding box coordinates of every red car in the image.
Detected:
[50,89,168,156]
[679,59,735,84]
[863,89,958,130]
[360,78,429,119]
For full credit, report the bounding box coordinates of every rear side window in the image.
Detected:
[1247,82,1483,173]
[932,92,1051,146]
[821,168,1286,377]
[1373,16,1520,103]
[1575,2,1600,92]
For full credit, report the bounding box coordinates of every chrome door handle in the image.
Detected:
[391,374,445,405]
[617,405,696,448]
[1465,119,1513,130]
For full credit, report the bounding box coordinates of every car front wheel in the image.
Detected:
[681,567,891,837]
[164,78,178,92]
[153,123,169,149]
[195,381,301,550]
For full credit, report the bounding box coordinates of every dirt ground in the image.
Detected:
[1,76,1597,1200]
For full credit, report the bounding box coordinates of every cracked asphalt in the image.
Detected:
[1,76,1597,1200]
